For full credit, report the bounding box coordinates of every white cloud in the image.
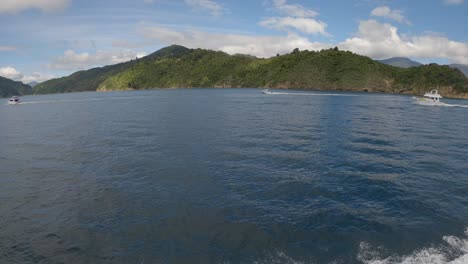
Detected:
[0,66,53,83]
[0,46,17,52]
[262,0,329,36]
[444,0,464,5]
[339,20,468,64]
[140,25,331,58]
[272,0,318,17]
[140,22,468,64]
[260,17,328,35]
[0,0,70,14]
[49,49,146,71]
[184,0,223,16]
[22,72,55,83]
[0,66,23,80]
[371,6,410,24]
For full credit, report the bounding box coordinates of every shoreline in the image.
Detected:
[5,86,468,100]
[97,86,468,100]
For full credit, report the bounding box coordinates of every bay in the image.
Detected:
[1,89,467,263]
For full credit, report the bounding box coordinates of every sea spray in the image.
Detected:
[358,228,468,264]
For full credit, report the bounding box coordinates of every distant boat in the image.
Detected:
[414,89,444,106]
[8,96,21,105]
[262,89,274,94]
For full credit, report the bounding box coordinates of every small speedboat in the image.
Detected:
[262,89,273,94]
[8,96,21,105]
[414,89,444,106]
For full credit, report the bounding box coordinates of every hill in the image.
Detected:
[0,76,33,98]
[377,57,423,68]
[449,64,468,77]
[35,45,468,98]
[27,81,39,87]
[33,45,191,94]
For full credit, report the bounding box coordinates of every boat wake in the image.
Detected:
[358,227,468,264]
[264,91,358,97]
[6,96,151,105]
[439,103,468,108]
[413,100,468,108]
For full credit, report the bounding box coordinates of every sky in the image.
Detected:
[0,0,467,83]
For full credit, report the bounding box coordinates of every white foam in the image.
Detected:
[414,100,468,108]
[266,91,358,97]
[358,228,468,264]
[5,96,152,105]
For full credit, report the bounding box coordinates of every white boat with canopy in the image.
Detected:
[8,96,21,105]
[414,89,444,106]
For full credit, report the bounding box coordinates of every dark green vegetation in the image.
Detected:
[0,76,32,98]
[35,45,468,97]
[378,57,422,68]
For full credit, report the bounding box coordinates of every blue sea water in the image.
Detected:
[1,88,467,264]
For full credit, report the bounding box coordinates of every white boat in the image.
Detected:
[414,89,444,106]
[262,89,274,94]
[8,96,21,105]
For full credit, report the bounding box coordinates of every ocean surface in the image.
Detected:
[1,88,467,264]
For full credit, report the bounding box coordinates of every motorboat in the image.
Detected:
[262,89,274,94]
[414,89,444,106]
[8,96,21,105]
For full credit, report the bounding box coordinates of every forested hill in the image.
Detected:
[0,76,32,98]
[34,45,468,98]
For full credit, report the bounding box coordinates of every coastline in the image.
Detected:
[95,86,468,100]
[4,86,463,100]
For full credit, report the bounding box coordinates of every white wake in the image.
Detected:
[358,228,468,264]
[265,91,358,97]
[5,96,152,105]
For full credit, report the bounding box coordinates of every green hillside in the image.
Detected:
[0,76,32,98]
[35,45,468,98]
[33,45,192,94]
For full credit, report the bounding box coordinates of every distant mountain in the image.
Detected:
[0,76,33,98]
[35,45,468,98]
[449,64,468,77]
[377,57,423,68]
[27,81,39,87]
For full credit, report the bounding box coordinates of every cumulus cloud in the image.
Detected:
[140,20,468,64]
[49,49,146,71]
[140,25,331,58]
[0,66,24,80]
[272,0,318,17]
[262,0,329,36]
[22,72,56,83]
[339,19,468,64]
[184,0,223,16]
[260,17,328,35]
[0,0,70,14]
[371,6,410,24]
[444,0,464,5]
[0,66,53,83]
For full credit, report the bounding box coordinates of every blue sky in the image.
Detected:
[0,0,467,83]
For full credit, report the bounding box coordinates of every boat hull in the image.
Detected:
[414,98,445,106]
